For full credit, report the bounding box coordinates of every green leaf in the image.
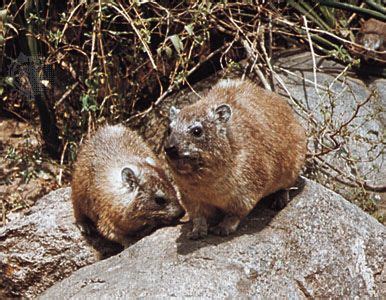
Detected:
[0,9,7,21]
[89,104,97,112]
[5,76,14,86]
[81,94,90,110]
[184,24,194,36]
[169,34,183,54]
[164,45,172,58]
[157,45,173,58]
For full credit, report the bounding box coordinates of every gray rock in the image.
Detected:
[41,179,385,298]
[273,53,385,197]
[0,188,120,298]
[373,79,386,122]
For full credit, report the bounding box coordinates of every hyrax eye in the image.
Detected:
[154,196,167,207]
[190,126,203,137]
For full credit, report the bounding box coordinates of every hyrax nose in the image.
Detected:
[164,144,179,160]
[164,135,180,159]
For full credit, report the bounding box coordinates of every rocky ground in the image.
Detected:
[1,179,384,298]
[0,117,67,226]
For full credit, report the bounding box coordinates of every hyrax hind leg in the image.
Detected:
[209,215,241,236]
[271,189,290,211]
[209,195,256,237]
[271,176,306,210]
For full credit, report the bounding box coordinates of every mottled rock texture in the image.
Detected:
[274,53,385,188]
[0,188,121,298]
[41,179,385,298]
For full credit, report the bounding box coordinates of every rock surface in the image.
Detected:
[41,179,385,298]
[0,188,121,298]
[275,54,384,174]
[273,53,385,207]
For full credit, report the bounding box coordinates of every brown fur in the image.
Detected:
[72,125,184,246]
[164,79,307,238]
[358,18,386,57]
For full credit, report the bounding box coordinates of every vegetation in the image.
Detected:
[0,1,385,222]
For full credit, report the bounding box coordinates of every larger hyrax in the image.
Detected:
[72,125,184,246]
[164,79,307,239]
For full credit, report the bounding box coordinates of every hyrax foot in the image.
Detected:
[271,189,290,211]
[76,220,97,236]
[121,238,134,249]
[188,217,208,240]
[209,215,241,236]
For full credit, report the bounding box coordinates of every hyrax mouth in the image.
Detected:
[174,158,194,174]
[162,209,185,224]
[168,154,202,175]
[164,144,202,174]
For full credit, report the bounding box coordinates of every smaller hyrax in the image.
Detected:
[358,18,386,51]
[72,125,184,246]
[164,79,306,239]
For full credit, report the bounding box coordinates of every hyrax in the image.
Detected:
[71,124,184,246]
[164,79,306,239]
[358,18,386,51]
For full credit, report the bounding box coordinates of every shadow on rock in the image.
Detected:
[176,177,306,255]
[80,232,124,259]
[176,195,281,255]
[82,223,181,259]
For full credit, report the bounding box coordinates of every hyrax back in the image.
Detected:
[164,79,306,239]
[71,125,183,246]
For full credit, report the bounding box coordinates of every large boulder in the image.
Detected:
[0,188,121,298]
[41,179,385,298]
[273,53,385,205]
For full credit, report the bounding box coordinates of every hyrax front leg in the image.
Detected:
[74,210,98,237]
[188,216,208,240]
[184,201,212,240]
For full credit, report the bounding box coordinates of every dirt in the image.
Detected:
[0,116,70,226]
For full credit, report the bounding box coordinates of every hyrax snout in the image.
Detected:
[71,125,184,247]
[164,79,307,239]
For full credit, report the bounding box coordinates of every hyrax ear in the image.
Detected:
[121,167,139,190]
[213,104,232,124]
[169,106,180,121]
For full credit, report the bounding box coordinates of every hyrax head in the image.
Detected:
[114,157,184,233]
[164,103,232,175]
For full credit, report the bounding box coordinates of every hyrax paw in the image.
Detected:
[271,189,290,211]
[187,217,208,240]
[76,222,97,236]
[209,224,233,236]
[209,215,240,236]
[187,228,208,240]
